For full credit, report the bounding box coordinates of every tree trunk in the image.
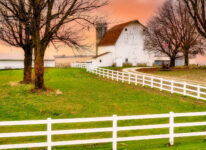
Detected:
[22,47,33,84]
[34,46,45,90]
[170,57,175,67]
[184,49,189,66]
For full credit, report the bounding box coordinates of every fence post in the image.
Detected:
[171,80,174,94]
[96,68,98,75]
[112,70,114,80]
[151,76,154,88]
[183,82,187,96]
[128,73,131,84]
[135,75,138,86]
[197,85,200,99]
[99,68,101,76]
[117,71,119,81]
[47,118,52,150]
[103,69,104,78]
[143,75,145,86]
[122,72,124,83]
[160,78,163,91]
[107,70,109,79]
[113,115,117,150]
[169,112,174,146]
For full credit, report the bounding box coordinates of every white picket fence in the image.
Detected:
[71,63,206,101]
[1,112,206,149]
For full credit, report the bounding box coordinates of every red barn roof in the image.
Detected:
[98,20,145,46]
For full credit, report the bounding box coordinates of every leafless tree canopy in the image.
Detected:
[0,1,33,83]
[145,0,205,67]
[0,0,107,48]
[145,0,182,67]
[0,0,108,90]
[175,1,205,65]
[183,0,206,38]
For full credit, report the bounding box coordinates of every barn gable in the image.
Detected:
[98,20,145,47]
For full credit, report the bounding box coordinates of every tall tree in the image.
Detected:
[175,1,205,66]
[0,1,33,83]
[0,0,107,90]
[145,0,205,67]
[145,0,182,67]
[30,0,107,90]
[183,0,206,38]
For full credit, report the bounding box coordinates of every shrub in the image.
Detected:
[137,63,147,67]
[112,63,117,67]
[123,63,133,67]
[200,66,206,69]
[160,62,171,71]
[4,67,12,70]
[152,63,159,68]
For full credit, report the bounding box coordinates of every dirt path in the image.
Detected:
[123,67,206,86]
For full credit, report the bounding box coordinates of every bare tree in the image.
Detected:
[145,0,205,67]
[145,0,182,67]
[183,0,206,38]
[0,0,107,90]
[0,1,33,83]
[30,0,108,90]
[175,1,205,66]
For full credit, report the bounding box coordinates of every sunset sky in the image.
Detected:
[0,0,205,64]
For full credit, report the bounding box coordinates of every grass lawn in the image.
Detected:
[0,68,206,149]
[137,67,206,86]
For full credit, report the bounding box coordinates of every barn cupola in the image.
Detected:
[96,22,107,56]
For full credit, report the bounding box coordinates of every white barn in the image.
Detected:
[92,20,201,67]
[93,20,155,67]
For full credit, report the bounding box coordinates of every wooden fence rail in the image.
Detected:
[1,112,206,149]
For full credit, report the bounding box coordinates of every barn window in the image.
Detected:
[125,28,127,31]
[99,59,102,63]
[125,58,128,62]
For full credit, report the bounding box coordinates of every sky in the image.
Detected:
[0,0,165,60]
[0,0,205,64]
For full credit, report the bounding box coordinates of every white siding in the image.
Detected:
[98,46,115,56]
[92,53,113,67]
[115,23,154,66]
[94,46,115,67]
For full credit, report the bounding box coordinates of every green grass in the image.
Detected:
[0,68,206,149]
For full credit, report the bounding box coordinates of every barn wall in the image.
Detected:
[115,23,155,66]
[92,53,113,67]
[98,46,115,56]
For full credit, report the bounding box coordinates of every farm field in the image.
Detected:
[0,68,206,149]
[137,67,206,86]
